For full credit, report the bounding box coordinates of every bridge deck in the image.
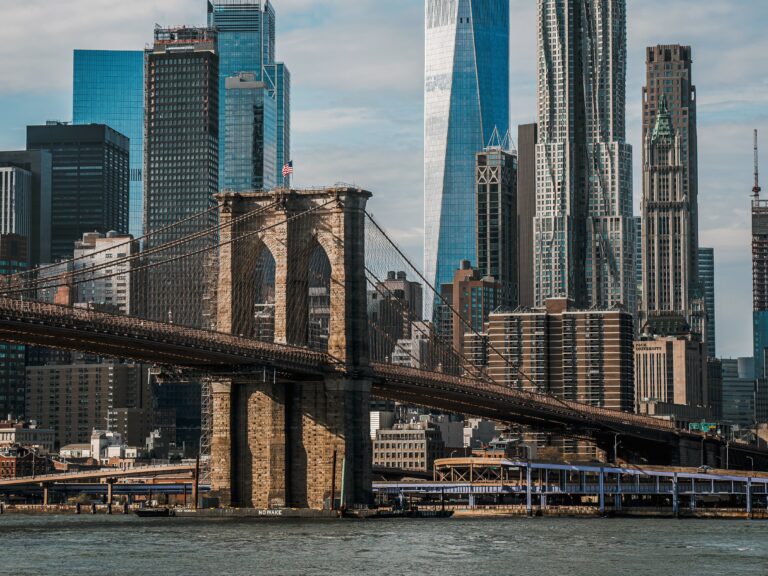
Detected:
[0,297,759,451]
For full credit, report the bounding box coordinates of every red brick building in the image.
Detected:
[0,446,51,479]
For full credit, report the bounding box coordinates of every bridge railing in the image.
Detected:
[373,362,677,433]
[0,297,337,372]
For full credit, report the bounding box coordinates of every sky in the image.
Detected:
[2,0,767,358]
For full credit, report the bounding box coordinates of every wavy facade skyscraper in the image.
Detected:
[534,0,634,312]
[424,0,509,316]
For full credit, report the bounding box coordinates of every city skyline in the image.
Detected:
[1,0,767,358]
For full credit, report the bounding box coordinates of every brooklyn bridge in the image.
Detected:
[0,187,764,509]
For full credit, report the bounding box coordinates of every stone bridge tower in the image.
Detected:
[210,187,372,510]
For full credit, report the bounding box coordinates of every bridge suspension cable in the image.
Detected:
[1,201,281,295]
[364,211,541,389]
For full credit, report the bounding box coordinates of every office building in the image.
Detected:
[368,271,424,362]
[721,358,755,428]
[224,72,277,191]
[534,0,634,312]
[391,331,434,371]
[266,62,290,183]
[373,421,445,473]
[424,0,509,313]
[73,50,145,238]
[476,145,517,307]
[0,234,28,419]
[208,0,291,187]
[153,380,202,457]
[707,358,723,421]
[634,216,643,327]
[634,334,710,426]
[72,231,135,315]
[487,299,635,412]
[0,420,55,454]
[25,362,149,448]
[0,166,31,248]
[370,411,395,440]
[517,123,537,308]
[753,165,768,383]
[643,46,698,282]
[27,123,129,261]
[640,96,695,329]
[0,151,52,265]
[437,260,501,360]
[144,26,218,327]
[0,446,52,479]
[144,26,219,460]
[698,247,716,357]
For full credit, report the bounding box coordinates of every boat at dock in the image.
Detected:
[134,508,175,518]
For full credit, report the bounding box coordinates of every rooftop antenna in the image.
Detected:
[754,129,762,200]
[486,126,502,150]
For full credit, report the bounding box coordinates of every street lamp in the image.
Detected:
[613,433,622,465]
[746,456,755,472]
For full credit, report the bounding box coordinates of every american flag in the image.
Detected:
[282,161,294,177]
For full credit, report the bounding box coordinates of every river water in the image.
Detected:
[1,515,766,575]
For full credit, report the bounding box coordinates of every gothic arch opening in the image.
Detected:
[251,246,276,342]
[307,242,331,352]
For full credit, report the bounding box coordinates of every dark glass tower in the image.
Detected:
[516,123,537,309]
[475,145,517,308]
[0,151,52,266]
[208,0,291,188]
[73,50,145,238]
[698,247,715,358]
[144,27,219,328]
[27,123,129,261]
[0,234,28,418]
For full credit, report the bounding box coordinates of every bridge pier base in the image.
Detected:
[210,377,372,510]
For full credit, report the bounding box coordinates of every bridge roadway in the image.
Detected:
[0,297,762,459]
[0,464,195,488]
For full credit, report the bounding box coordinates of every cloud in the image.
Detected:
[3,1,204,95]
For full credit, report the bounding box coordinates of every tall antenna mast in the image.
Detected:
[754,129,762,200]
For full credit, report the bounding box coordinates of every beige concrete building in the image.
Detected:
[25,362,150,448]
[487,298,635,412]
[634,335,710,426]
[73,231,135,315]
[373,422,445,473]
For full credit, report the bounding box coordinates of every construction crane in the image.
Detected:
[754,129,761,200]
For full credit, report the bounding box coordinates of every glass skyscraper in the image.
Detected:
[73,50,144,238]
[144,27,219,328]
[225,72,277,191]
[424,0,509,315]
[698,247,715,358]
[208,0,290,189]
[27,123,130,261]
